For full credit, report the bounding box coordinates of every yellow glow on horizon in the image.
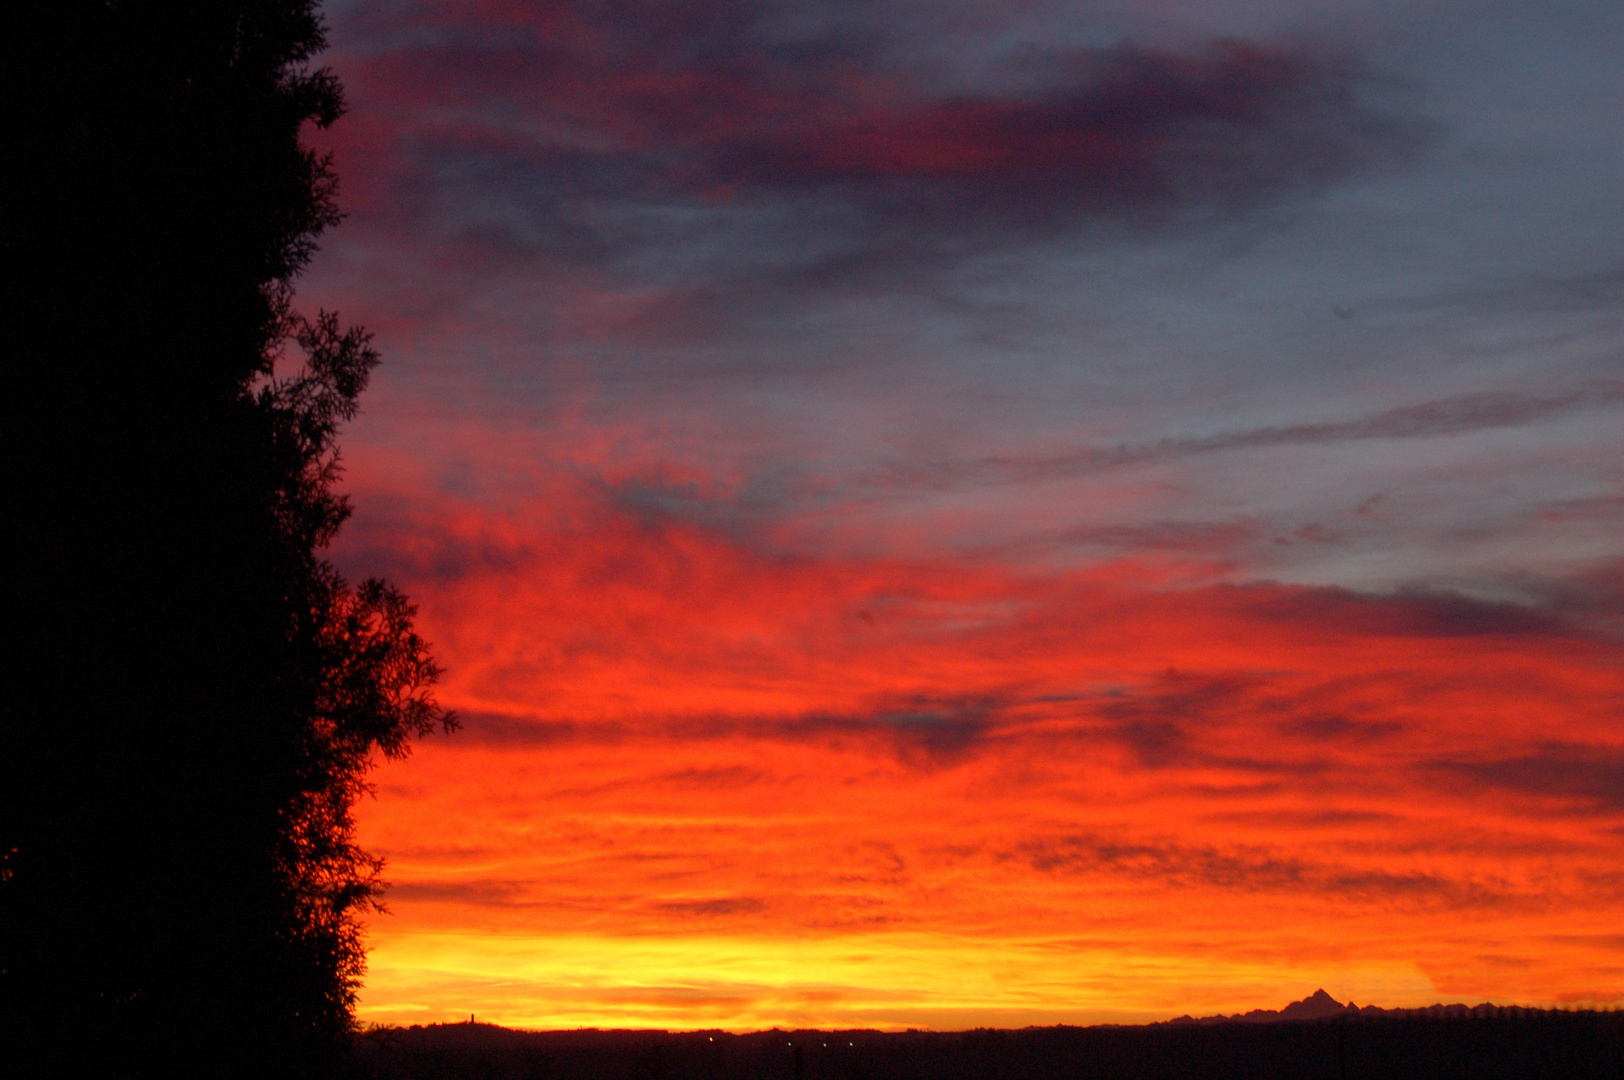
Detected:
[357,928,1444,1031]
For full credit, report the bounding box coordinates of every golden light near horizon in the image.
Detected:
[357,926,1445,1031]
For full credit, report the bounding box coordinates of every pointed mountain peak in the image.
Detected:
[1277,989,1347,1020]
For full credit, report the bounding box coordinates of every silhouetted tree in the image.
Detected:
[0,3,451,1077]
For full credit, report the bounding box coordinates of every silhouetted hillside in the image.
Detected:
[353,1001,1624,1080]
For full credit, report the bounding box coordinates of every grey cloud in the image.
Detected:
[443,698,1002,763]
[647,896,769,918]
[1432,743,1624,813]
[459,712,613,747]
[387,879,533,906]
[1238,584,1569,638]
[334,0,1434,294]
[651,766,770,790]
[894,381,1624,490]
[1014,833,1510,907]
[1054,518,1258,553]
[1094,674,1263,766]
[1281,714,1404,742]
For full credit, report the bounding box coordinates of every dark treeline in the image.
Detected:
[359,1014,1624,1080]
[1,4,449,1078]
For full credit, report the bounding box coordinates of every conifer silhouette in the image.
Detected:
[0,4,452,1076]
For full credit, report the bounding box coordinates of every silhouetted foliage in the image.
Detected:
[0,3,450,1077]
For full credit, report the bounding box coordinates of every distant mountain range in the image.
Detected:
[1161,988,1554,1025]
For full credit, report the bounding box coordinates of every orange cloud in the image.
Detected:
[338,449,1624,1029]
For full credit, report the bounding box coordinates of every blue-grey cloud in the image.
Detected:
[889,381,1624,490]
[332,0,1433,290]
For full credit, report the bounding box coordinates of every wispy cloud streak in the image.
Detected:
[889,381,1624,489]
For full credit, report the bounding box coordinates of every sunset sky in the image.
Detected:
[299,0,1624,1030]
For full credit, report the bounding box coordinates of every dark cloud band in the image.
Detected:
[337,0,1434,282]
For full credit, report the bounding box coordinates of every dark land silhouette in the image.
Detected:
[354,994,1624,1080]
[1,4,449,1077]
